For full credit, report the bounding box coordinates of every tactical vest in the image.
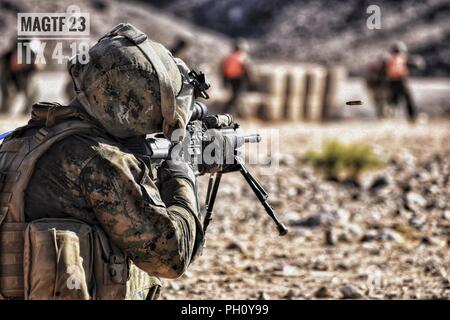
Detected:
[0,103,130,299]
[222,51,246,79]
[386,53,408,80]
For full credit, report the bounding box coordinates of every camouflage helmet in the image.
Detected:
[68,23,194,139]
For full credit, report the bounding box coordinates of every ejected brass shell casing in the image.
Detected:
[346,100,363,106]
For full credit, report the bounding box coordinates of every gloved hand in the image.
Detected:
[157,159,196,186]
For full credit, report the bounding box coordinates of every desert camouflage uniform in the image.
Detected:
[24,21,205,280]
[24,124,204,278]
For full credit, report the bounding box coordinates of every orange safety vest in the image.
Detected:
[386,53,408,79]
[222,51,246,79]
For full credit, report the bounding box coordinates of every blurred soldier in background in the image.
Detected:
[0,39,43,114]
[384,41,425,122]
[366,42,425,122]
[221,39,250,115]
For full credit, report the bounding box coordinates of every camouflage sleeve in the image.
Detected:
[79,148,204,279]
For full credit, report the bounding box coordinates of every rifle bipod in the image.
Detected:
[202,157,288,236]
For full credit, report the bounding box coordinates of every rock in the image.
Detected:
[361,229,379,242]
[292,209,349,229]
[314,286,331,298]
[334,209,350,225]
[350,191,360,200]
[312,261,329,271]
[405,192,427,212]
[340,285,363,299]
[378,229,404,243]
[281,265,302,277]
[339,223,364,243]
[226,241,244,253]
[420,236,437,246]
[369,175,390,193]
[423,260,441,276]
[244,265,262,273]
[257,291,270,300]
[291,214,322,228]
[287,187,298,197]
[385,292,399,299]
[337,262,350,270]
[324,228,337,246]
[169,281,180,290]
[342,180,361,189]
[409,214,427,229]
[397,208,413,220]
[283,289,296,300]
[443,210,450,220]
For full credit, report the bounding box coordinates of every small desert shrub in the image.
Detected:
[303,140,384,183]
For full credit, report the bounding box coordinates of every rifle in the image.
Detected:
[124,70,288,236]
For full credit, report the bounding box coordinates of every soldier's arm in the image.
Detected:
[80,151,204,279]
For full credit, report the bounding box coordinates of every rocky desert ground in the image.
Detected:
[3,115,448,300]
[152,119,449,300]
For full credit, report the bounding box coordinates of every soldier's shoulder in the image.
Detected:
[45,131,142,180]
[50,133,107,157]
[38,132,123,174]
[35,134,101,180]
[88,138,142,173]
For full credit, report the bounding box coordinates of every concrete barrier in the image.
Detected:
[251,66,288,120]
[322,65,347,121]
[284,68,307,121]
[303,64,327,121]
[237,92,266,118]
[245,61,346,122]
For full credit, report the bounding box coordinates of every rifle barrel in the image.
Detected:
[243,134,261,143]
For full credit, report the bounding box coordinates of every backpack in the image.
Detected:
[0,103,130,299]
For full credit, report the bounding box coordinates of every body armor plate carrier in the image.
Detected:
[0,103,130,299]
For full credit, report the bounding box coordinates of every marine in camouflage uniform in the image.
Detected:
[25,118,204,278]
[0,23,205,299]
